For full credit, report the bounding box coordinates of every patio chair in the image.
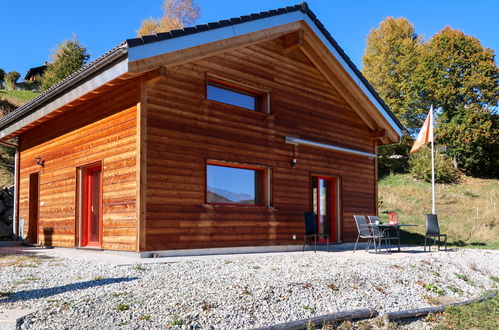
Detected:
[367,216,398,253]
[424,214,447,251]
[353,215,377,252]
[303,212,329,253]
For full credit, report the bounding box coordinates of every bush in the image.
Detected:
[4,71,20,90]
[377,135,412,178]
[409,145,459,184]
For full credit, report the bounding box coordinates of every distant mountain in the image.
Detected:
[207,186,253,203]
[206,191,232,203]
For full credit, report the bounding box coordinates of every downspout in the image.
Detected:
[0,141,19,240]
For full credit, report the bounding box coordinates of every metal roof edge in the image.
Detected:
[0,43,128,133]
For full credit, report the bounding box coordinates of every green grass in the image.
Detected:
[379,174,499,249]
[0,89,39,106]
[115,304,130,311]
[434,292,499,329]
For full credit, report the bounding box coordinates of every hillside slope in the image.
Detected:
[378,174,498,248]
[0,89,39,187]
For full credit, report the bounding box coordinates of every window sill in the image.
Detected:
[206,100,269,116]
[204,203,271,209]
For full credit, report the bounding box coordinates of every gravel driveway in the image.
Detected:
[0,247,498,329]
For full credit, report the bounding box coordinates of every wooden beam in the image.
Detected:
[129,21,304,73]
[145,66,168,85]
[369,129,386,138]
[282,30,303,52]
[136,79,148,252]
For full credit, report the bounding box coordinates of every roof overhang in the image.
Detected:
[0,3,403,144]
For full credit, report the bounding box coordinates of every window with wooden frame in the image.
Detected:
[206,161,269,206]
[206,79,266,112]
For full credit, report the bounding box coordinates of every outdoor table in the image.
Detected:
[367,223,418,252]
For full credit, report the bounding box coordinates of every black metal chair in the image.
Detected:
[353,215,377,252]
[367,216,399,253]
[303,212,329,252]
[424,214,447,251]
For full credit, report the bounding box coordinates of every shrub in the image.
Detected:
[409,146,459,184]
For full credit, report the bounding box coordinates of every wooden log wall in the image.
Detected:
[144,38,377,251]
[18,82,139,251]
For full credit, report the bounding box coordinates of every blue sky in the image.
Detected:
[1,1,498,78]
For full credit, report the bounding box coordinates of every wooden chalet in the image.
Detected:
[0,3,403,255]
[24,65,47,82]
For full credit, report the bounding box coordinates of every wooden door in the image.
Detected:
[28,172,39,244]
[312,176,337,242]
[81,165,102,247]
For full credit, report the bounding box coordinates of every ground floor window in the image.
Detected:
[206,162,267,206]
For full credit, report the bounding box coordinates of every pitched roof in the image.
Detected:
[23,65,47,81]
[0,2,403,138]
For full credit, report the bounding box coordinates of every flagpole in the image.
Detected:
[430,105,436,214]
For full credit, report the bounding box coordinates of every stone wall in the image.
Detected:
[0,186,14,240]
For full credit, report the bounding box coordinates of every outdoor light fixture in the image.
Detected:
[36,156,44,167]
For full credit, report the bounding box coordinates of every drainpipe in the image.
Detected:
[0,141,19,240]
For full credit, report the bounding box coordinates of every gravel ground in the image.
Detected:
[0,248,498,329]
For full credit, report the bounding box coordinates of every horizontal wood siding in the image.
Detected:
[145,38,376,250]
[18,82,139,251]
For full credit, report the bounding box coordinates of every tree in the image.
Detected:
[362,17,426,133]
[137,0,200,36]
[40,36,90,91]
[362,17,427,176]
[418,27,499,176]
[0,68,5,86]
[4,71,20,90]
[363,19,499,177]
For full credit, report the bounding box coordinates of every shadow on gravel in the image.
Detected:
[1,277,138,303]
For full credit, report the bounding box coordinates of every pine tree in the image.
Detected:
[137,0,200,36]
[40,37,90,91]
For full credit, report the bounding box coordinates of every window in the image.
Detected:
[207,80,263,112]
[207,162,265,205]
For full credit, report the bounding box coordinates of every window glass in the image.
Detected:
[207,164,264,205]
[207,81,262,111]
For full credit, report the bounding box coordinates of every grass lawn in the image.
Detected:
[0,89,39,107]
[432,292,499,329]
[378,174,499,249]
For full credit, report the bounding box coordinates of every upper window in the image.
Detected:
[207,162,265,205]
[207,80,263,112]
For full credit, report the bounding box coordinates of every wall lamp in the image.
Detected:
[36,156,44,167]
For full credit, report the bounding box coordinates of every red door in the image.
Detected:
[312,176,337,243]
[81,165,102,247]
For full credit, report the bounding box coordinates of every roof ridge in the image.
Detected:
[126,3,305,48]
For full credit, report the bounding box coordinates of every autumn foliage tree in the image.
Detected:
[137,0,200,36]
[362,17,426,132]
[362,17,426,175]
[40,36,90,91]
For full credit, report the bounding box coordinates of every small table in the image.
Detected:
[368,223,418,252]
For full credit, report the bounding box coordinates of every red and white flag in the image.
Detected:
[410,108,433,153]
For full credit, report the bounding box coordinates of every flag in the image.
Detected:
[410,108,433,153]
